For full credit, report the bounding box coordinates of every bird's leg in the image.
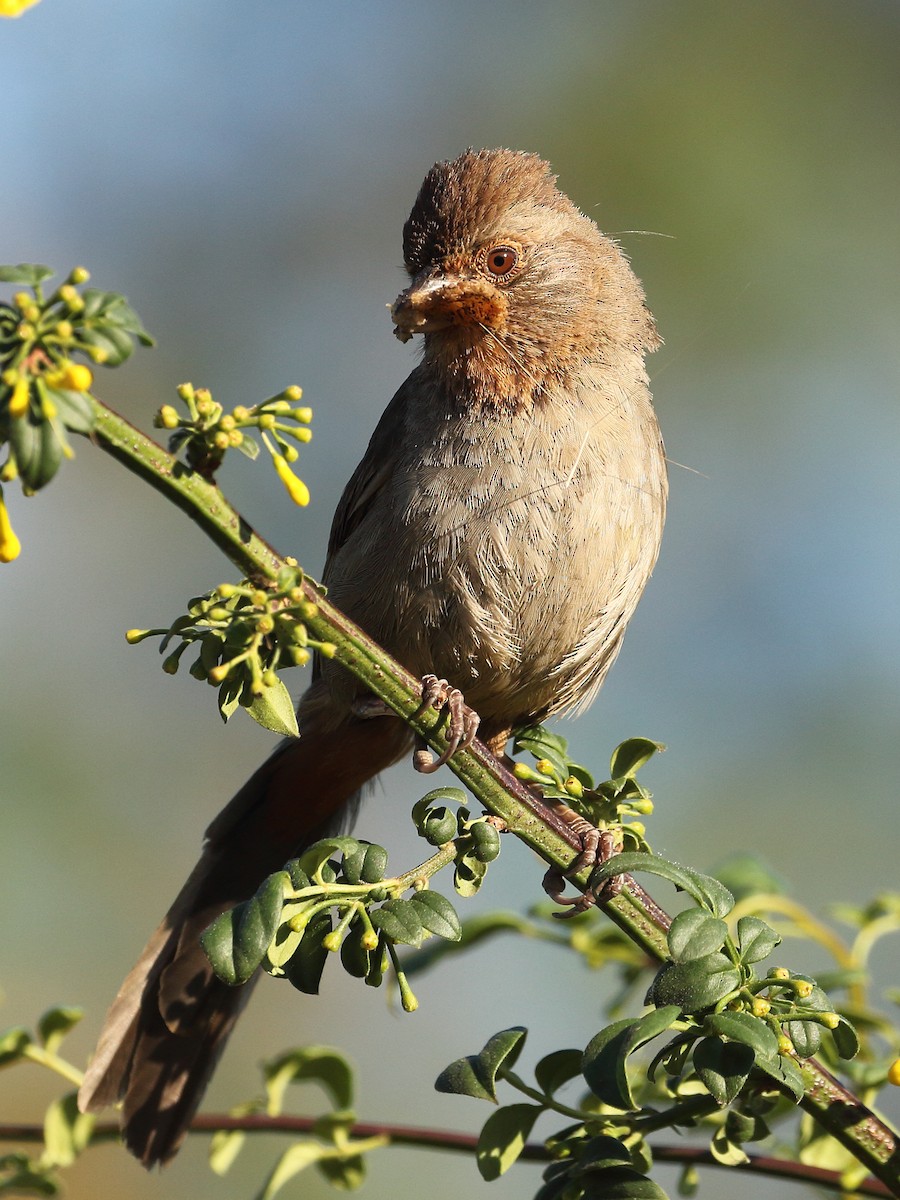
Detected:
[349,677,480,773]
[542,808,625,916]
[411,674,480,774]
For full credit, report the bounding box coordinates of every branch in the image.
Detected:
[0,1118,894,1197]
[83,397,900,1192]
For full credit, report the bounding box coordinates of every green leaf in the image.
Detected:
[735,916,781,964]
[0,264,53,284]
[754,1049,806,1100]
[692,1037,754,1106]
[284,910,333,994]
[578,1168,670,1198]
[710,1126,749,1167]
[47,387,96,434]
[703,1010,779,1059]
[209,1128,246,1175]
[407,890,462,941]
[477,1103,542,1180]
[785,1019,822,1058]
[582,1007,682,1109]
[317,1153,366,1190]
[469,820,502,862]
[370,898,425,946]
[41,1092,95,1168]
[201,871,287,985]
[667,909,728,962]
[588,852,734,918]
[534,1048,583,1097]
[217,674,242,722]
[609,738,664,781]
[37,1008,83,1055]
[254,1141,334,1200]
[454,852,488,897]
[831,1016,860,1060]
[435,1027,527,1102]
[0,1153,59,1196]
[78,322,137,367]
[0,1027,31,1067]
[263,1045,354,1113]
[246,677,299,737]
[648,954,741,1013]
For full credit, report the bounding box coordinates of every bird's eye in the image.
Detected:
[483,245,520,278]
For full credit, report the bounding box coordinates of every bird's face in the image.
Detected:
[390,149,657,404]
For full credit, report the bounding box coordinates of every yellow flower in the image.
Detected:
[0,0,41,18]
[0,489,21,563]
[8,376,30,419]
[273,453,310,506]
[888,1058,900,1087]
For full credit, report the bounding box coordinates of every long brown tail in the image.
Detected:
[78,684,410,1166]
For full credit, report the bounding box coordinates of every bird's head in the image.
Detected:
[391,148,659,404]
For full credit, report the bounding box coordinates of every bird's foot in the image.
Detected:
[543,820,624,917]
[412,674,480,773]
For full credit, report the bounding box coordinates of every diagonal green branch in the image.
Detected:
[83,396,900,1194]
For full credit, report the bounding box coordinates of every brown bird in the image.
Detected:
[78,148,667,1165]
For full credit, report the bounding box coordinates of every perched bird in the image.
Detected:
[78,148,667,1165]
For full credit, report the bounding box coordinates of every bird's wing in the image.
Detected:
[322,376,411,578]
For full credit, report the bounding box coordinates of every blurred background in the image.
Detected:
[2,2,898,1197]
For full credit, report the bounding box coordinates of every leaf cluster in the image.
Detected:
[125,565,336,736]
[0,264,151,493]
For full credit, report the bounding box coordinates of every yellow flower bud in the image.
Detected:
[361,930,379,951]
[888,1059,900,1087]
[88,345,108,363]
[228,429,243,447]
[628,820,646,838]
[777,1034,794,1055]
[283,385,303,401]
[158,404,179,429]
[257,615,275,634]
[292,426,313,444]
[213,431,230,450]
[282,443,299,462]
[66,362,93,392]
[69,266,90,284]
[251,590,268,607]
[232,405,250,421]
[216,583,237,598]
[751,997,771,1017]
[9,376,30,419]
[258,412,276,430]
[273,453,310,506]
[794,980,813,999]
[289,646,311,666]
[535,758,555,777]
[56,320,74,340]
[177,381,195,401]
[819,1012,839,1030]
[0,0,42,18]
[218,414,235,431]
[322,931,341,953]
[0,491,21,563]
[125,629,150,643]
[294,406,313,423]
[12,292,30,309]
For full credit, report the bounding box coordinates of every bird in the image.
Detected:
[78,147,667,1166]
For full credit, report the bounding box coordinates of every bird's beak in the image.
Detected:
[390,272,507,343]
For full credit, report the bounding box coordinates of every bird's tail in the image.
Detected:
[78,684,410,1166]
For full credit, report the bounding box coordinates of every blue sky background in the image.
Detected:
[2,4,899,1198]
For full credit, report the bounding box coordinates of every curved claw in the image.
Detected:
[544,827,625,918]
[412,674,480,773]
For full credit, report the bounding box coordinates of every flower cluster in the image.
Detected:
[126,563,334,734]
[512,728,660,852]
[0,263,153,560]
[155,382,312,504]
